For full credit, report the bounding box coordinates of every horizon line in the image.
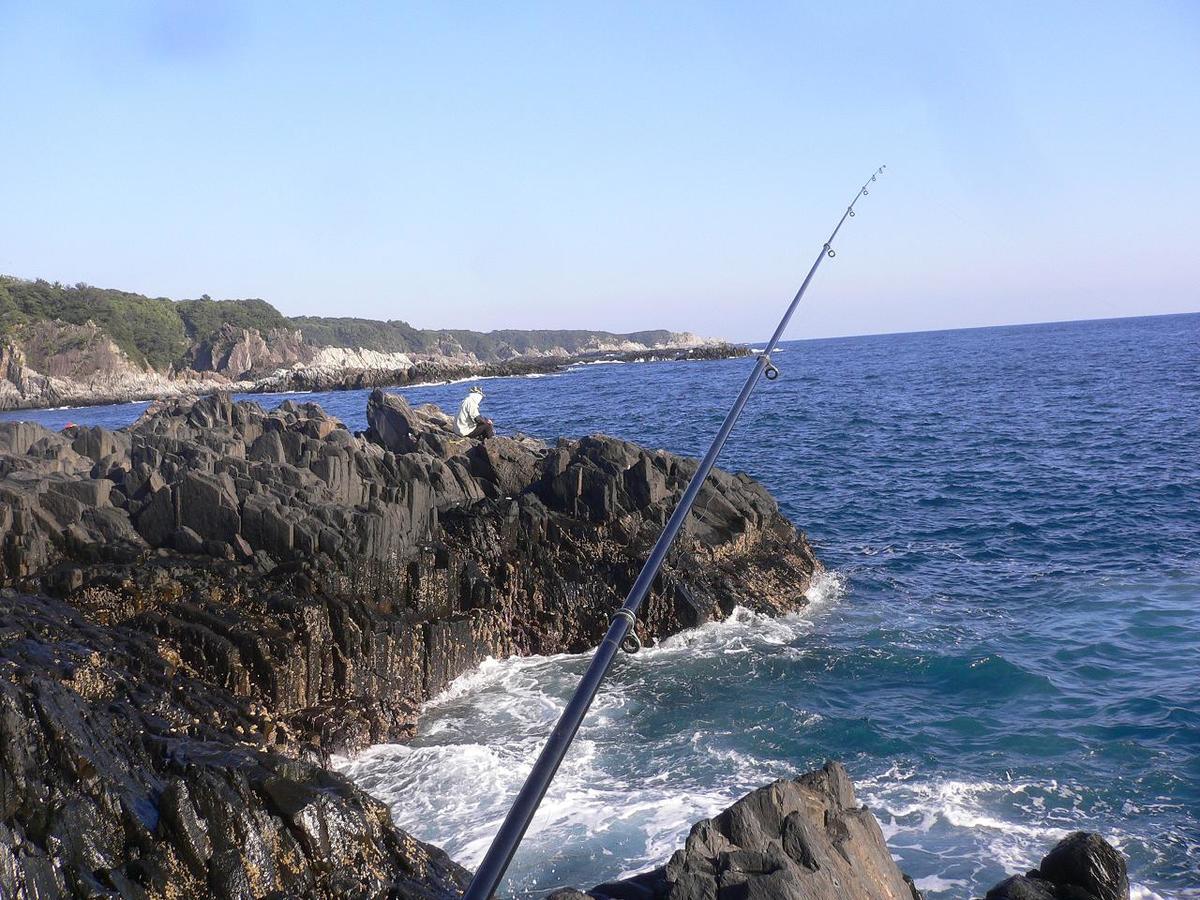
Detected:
[746,309,1198,346]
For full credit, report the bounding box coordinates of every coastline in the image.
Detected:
[0,343,749,414]
[0,387,819,895]
[0,336,1166,897]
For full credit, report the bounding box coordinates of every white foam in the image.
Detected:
[335,580,849,879]
[336,568,1180,898]
[915,874,968,893]
[856,769,1079,881]
[804,567,847,611]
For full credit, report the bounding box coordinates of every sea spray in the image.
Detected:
[336,573,847,888]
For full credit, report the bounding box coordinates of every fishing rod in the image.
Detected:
[463,166,887,900]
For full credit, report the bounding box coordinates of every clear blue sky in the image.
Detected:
[1,2,1197,340]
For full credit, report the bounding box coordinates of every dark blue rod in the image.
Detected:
[463,167,886,900]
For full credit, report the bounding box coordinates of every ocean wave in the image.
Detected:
[418,569,846,712]
[335,718,752,876]
[333,542,1189,896]
[337,575,848,883]
[565,359,629,369]
[855,766,1186,899]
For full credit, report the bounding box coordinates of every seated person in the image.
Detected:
[455,385,494,439]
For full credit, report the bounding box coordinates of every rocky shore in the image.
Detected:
[1,337,749,413]
[0,391,1133,898]
[0,390,817,896]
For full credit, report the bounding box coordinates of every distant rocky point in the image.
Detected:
[0,276,745,410]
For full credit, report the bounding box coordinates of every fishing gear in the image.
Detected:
[463,166,886,900]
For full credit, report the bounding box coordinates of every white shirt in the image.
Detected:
[455,392,483,435]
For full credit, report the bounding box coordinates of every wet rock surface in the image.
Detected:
[0,390,818,897]
[553,768,1132,900]
[983,831,1129,900]
[554,763,922,900]
[0,592,467,899]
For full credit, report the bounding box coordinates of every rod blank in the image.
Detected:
[463,166,886,900]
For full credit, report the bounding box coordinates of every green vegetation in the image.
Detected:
[0,274,694,370]
[289,316,438,353]
[0,276,186,368]
[0,280,18,335]
[0,277,288,369]
[291,319,678,357]
[177,296,290,341]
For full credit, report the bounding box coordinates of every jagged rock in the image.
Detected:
[366,387,423,452]
[48,476,114,507]
[574,763,920,900]
[3,394,817,651]
[171,525,206,554]
[1038,832,1128,900]
[70,425,131,464]
[0,592,469,899]
[469,436,543,496]
[365,387,470,456]
[248,429,287,463]
[0,420,57,455]
[81,506,145,552]
[178,471,241,541]
[984,832,1128,900]
[134,484,176,545]
[0,390,821,898]
[985,877,1057,899]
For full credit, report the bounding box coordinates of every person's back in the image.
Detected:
[455,386,494,439]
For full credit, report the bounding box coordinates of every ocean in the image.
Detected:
[5,313,1197,898]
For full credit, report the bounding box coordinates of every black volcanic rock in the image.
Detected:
[560,763,922,900]
[0,591,469,899]
[0,391,820,897]
[555,776,1134,900]
[366,387,425,454]
[984,832,1129,900]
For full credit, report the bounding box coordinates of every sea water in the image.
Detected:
[6,313,1197,897]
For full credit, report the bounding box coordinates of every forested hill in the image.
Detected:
[0,276,695,370]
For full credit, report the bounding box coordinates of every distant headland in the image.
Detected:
[0,276,745,411]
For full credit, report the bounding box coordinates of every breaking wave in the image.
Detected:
[336,573,846,891]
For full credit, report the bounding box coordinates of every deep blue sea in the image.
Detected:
[5,313,1198,898]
